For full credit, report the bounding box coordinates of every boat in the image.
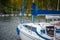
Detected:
[45,15,60,40]
[16,0,60,40]
[50,21,60,40]
[38,22,60,40]
[16,23,54,40]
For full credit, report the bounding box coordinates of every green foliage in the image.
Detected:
[0,0,60,14]
[0,0,11,13]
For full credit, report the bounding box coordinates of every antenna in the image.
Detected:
[57,0,59,11]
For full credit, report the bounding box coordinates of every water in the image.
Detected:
[0,16,45,40]
[0,16,21,40]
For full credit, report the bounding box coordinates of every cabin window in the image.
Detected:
[58,19,60,21]
[46,26,54,37]
[54,19,56,21]
[23,25,36,31]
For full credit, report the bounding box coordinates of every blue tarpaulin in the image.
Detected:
[32,3,60,16]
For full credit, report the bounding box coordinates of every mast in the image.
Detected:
[21,0,26,23]
[32,0,34,3]
[57,0,59,11]
[42,0,43,9]
[32,0,34,22]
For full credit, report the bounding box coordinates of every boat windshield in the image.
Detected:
[23,25,36,31]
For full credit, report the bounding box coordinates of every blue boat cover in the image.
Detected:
[32,3,60,16]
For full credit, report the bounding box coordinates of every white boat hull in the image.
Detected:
[20,31,40,40]
[17,23,53,40]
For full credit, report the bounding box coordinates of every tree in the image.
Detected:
[0,0,11,14]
